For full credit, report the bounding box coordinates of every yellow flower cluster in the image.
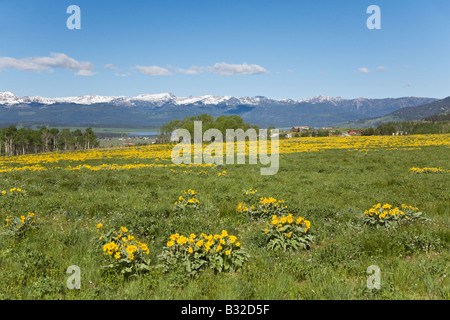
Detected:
[264,213,313,251]
[174,189,200,208]
[237,192,289,221]
[409,167,448,174]
[260,197,286,207]
[103,241,119,255]
[236,202,249,213]
[217,170,227,177]
[1,188,26,196]
[98,224,149,261]
[401,204,419,211]
[160,229,248,274]
[166,230,240,254]
[364,203,409,219]
[3,212,36,235]
[243,188,258,195]
[0,165,48,173]
[362,203,423,228]
[268,213,311,233]
[183,189,197,196]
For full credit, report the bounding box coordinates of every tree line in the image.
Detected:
[361,120,450,136]
[291,128,342,137]
[0,126,99,156]
[157,114,259,143]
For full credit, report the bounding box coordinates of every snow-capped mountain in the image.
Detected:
[0,91,439,128]
[0,91,124,106]
[53,95,126,105]
[0,91,347,107]
[128,93,176,106]
[0,91,24,105]
[298,95,344,105]
[175,95,235,106]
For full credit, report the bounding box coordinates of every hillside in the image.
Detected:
[336,96,450,128]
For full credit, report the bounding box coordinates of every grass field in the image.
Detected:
[0,134,448,300]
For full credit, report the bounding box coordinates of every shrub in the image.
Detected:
[264,213,313,251]
[158,230,249,276]
[2,212,37,238]
[362,203,425,230]
[96,223,151,277]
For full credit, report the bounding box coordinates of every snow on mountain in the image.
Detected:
[53,95,125,105]
[238,96,267,105]
[175,95,233,105]
[0,91,278,106]
[297,95,344,105]
[129,93,176,105]
[24,96,57,104]
[0,91,21,104]
[0,92,127,105]
[0,92,424,111]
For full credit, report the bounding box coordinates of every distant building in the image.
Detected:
[291,126,310,132]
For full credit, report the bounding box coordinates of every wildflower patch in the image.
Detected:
[158,230,248,276]
[2,212,37,238]
[362,203,426,229]
[264,213,313,251]
[96,224,151,276]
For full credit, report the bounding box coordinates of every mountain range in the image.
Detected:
[0,91,442,128]
[337,96,450,128]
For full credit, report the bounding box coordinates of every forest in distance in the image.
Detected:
[0,126,99,156]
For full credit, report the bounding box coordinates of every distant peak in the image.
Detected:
[298,95,344,103]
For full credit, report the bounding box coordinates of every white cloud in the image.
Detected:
[358,67,370,74]
[167,65,200,75]
[167,62,269,76]
[205,62,269,76]
[75,69,95,76]
[403,82,412,88]
[104,63,117,70]
[377,66,385,72]
[135,65,172,76]
[0,52,95,76]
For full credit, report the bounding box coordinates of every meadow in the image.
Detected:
[0,134,448,300]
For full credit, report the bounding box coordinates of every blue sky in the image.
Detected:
[0,0,449,100]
